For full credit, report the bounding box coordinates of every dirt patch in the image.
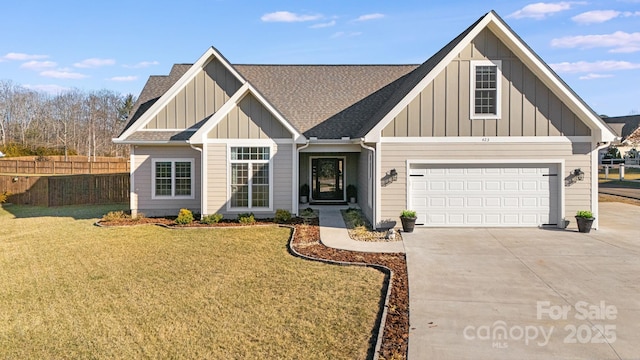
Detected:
[290,218,409,360]
[341,208,402,242]
[598,193,640,206]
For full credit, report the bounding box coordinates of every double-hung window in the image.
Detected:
[230,146,271,209]
[471,60,502,119]
[152,159,194,199]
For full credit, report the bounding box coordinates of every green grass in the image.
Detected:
[0,205,384,359]
[599,166,640,181]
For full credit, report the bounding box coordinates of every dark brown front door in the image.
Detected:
[311,158,344,201]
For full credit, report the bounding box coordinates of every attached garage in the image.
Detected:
[408,162,561,227]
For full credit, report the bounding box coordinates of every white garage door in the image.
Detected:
[409,164,559,227]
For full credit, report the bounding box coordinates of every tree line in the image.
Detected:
[0,80,134,160]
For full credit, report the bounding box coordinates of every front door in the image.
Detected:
[311,158,344,201]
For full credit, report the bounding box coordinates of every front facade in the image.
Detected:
[114,11,616,229]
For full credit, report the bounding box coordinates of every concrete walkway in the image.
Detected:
[315,205,405,253]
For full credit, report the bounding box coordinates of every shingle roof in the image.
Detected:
[120,64,191,135]
[602,115,640,140]
[234,65,417,138]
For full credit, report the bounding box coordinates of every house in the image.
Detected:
[114,11,616,229]
[599,115,640,163]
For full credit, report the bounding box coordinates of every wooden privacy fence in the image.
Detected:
[0,173,129,207]
[0,160,130,175]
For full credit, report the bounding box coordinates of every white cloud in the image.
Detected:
[73,58,116,68]
[123,61,159,69]
[310,20,336,29]
[572,10,640,24]
[23,84,70,94]
[261,11,322,22]
[572,10,621,24]
[108,76,137,82]
[551,31,640,53]
[354,13,385,21]
[40,70,88,79]
[507,2,585,19]
[1,52,48,61]
[20,60,57,70]
[331,31,363,39]
[578,73,615,80]
[550,60,640,73]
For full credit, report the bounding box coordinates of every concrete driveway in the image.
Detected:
[402,202,640,360]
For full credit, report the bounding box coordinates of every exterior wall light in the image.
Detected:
[573,168,585,181]
[389,168,398,181]
[381,169,398,187]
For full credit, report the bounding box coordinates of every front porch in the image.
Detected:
[299,152,359,205]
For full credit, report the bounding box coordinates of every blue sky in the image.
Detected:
[1,0,638,116]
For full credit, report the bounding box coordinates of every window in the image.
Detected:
[230,146,271,209]
[471,60,501,119]
[152,159,194,198]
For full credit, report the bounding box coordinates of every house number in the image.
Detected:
[481,137,490,142]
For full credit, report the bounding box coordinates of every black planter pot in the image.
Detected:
[400,216,416,233]
[575,216,594,233]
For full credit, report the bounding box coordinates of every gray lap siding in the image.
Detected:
[131,145,202,217]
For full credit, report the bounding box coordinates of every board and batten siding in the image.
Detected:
[131,146,201,216]
[208,94,292,139]
[382,28,591,138]
[144,58,242,130]
[379,142,591,225]
[206,142,293,217]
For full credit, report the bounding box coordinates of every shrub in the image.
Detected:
[175,208,194,225]
[576,210,594,219]
[400,209,416,218]
[102,210,130,222]
[237,212,255,224]
[300,183,310,197]
[0,191,10,204]
[274,209,292,223]
[201,213,223,224]
[300,207,316,217]
[346,184,357,200]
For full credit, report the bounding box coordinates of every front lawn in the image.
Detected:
[0,205,384,359]
[599,165,640,182]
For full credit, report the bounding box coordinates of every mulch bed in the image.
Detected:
[290,219,409,360]
[98,216,410,359]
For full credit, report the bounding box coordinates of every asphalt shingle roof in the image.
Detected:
[602,115,640,140]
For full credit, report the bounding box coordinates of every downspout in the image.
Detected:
[360,139,377,229]
[188,142,204,215]
[296,140,311,216]
[593,140,611,230]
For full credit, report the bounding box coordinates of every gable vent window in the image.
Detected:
[152,159,194,199]
[229,146,272,210]
[471,60,502,119]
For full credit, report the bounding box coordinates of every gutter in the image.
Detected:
[295,140,311,215]
[360,139,377,230]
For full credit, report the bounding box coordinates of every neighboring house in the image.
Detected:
[114,11,616,229]
[599,115,640,163]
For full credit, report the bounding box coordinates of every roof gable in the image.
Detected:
[115,47,246,142]
[364,11,616,142]
[234,65,417,138]
[190,83,303,143]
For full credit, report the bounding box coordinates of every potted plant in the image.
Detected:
[575,210,595,233]
[300,184,310,204]
[400,209,417,233]
[346,184,357,204]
